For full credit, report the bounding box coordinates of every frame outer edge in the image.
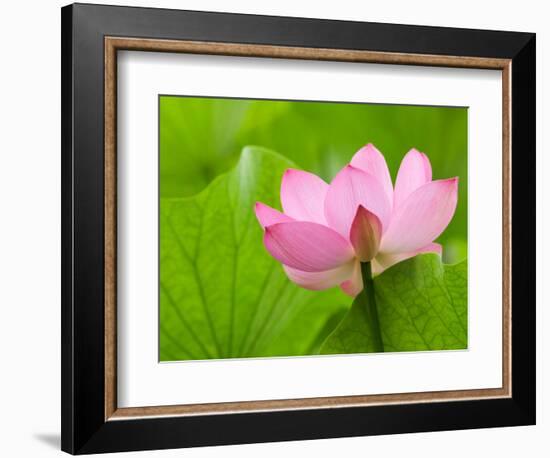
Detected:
[66,3,113,453]
[510,34,536,423]
[61,4,75,454]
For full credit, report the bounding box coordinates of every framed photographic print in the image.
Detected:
[61,3,536,454]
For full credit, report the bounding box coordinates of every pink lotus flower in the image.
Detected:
[255,144,458,297]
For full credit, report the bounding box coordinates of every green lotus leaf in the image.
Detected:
[321,254,467,354]
[160,146,349,360]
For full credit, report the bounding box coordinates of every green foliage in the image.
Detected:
[159,96,469,361]
[160,147,349,361]
[320,254,467,354]
[160,96,468,263]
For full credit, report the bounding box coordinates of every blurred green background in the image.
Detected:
[160,95,467,263]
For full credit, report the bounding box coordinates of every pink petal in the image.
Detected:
[393,148,432,209]
[283,261,355,291]
[324,165,392,239]
[380,178,458,253]
[281,169,329,224]
[350,143,393,205]
[422,242,443,256]
[254,202,293,229]
[264,222,354,272]
[375,243,442,273]
[349,205,382,262]
[371,258,386,276]
[340,260,363,297]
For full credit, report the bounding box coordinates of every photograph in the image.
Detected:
[159,96,468,361]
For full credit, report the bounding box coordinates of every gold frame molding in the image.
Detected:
[104,36,512,421]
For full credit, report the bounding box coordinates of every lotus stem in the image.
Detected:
[360,261,384,352]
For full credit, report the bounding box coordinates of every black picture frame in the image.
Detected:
[61,3,536,454]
